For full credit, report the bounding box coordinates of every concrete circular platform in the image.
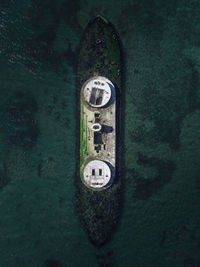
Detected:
[83,160,111,189]
[83,76,114,108]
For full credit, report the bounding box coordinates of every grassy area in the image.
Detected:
[80,101,88,174]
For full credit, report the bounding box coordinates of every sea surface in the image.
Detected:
[0,1,200,266]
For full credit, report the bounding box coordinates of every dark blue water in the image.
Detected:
[0,1,200,266]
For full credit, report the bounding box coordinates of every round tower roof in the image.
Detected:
[83,160,111,189]
[83,76,114,108]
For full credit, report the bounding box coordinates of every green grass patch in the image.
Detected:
[80,100,88,168]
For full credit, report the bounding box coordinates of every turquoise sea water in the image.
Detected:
[0,0,200,266]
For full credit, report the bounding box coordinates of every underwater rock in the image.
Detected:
[38,156,56,178]
[134,153,176,199]
[159,230,167,248]
[3,148,30,180]
[0,163,9,190]
[184,258,200,267]
[1,91,39,149]
[43,259,62,267]
[96,250,115,267]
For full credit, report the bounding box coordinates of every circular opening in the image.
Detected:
[91,123,102,132]
[96,39,102,44]
[93,125,100,130]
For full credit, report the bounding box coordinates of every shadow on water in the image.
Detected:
[114,24,126,237]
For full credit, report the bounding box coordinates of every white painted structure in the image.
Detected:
[83,76,113,107]
[91,123,102,132]
[83,160,111,189]
[81,76,116,190]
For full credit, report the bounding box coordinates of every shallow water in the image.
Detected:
[0,1,200,266]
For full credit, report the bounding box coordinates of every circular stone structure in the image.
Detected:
[83,76,114,108]
[83,160,112,189]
